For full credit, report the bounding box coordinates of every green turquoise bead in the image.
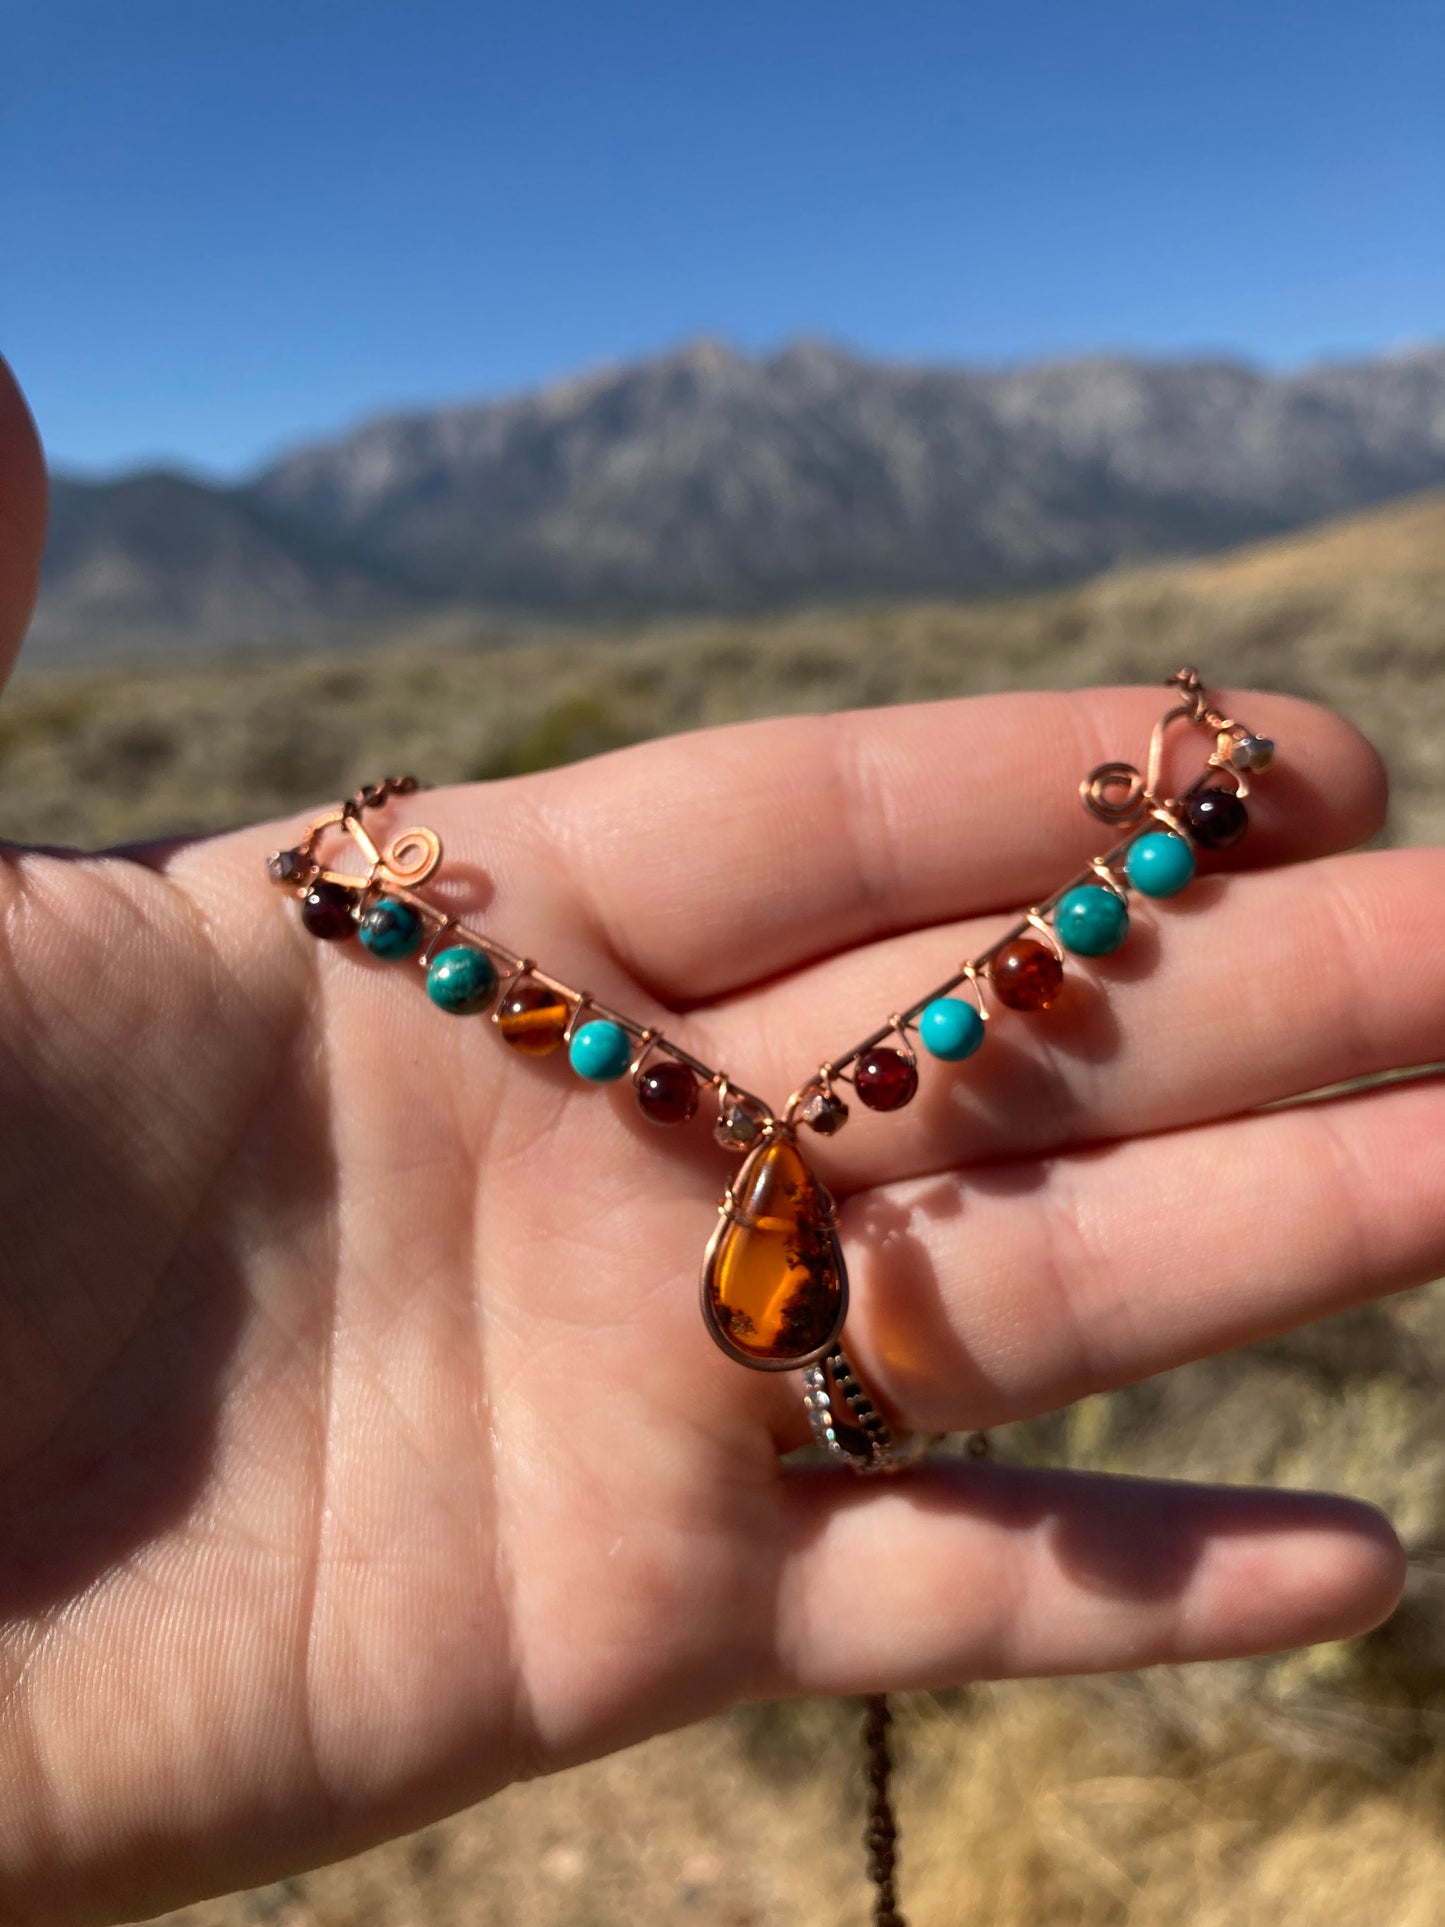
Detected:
[1055,884,1130,957]
[1126,831,1196,898]
[425,944,498,1014]
[357,896,424,960]
[568,1018,633,1082]
[919,997,986,1062]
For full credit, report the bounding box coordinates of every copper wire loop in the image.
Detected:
[561,993,597,1044]
[823,667,1271,1079]
[271,785,777,1122]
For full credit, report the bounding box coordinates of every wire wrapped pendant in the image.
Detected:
[700,1131,848,1370]
[266,667,1278,1927]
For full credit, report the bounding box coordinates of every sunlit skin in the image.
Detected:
[0,354,1441,1924]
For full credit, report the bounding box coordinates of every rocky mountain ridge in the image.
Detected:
[30,338,1445,660]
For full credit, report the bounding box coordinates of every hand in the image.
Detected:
[0,358,1433,1927]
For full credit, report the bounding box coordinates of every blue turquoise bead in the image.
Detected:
[425,944,498,1014]
[919,996,986,1062]
[1126,831,1196,899]
[568,1018,633,1082]
[357,896,424,960]
[1055,884,1130,957]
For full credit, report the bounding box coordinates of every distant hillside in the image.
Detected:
[36,472,430,662]
[1157,484,1445,596]
[7,484,1443,851]
[28,339,1445,660]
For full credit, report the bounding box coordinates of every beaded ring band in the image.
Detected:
[267,666,1273,1924]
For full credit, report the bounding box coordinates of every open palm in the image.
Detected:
[0,362,1438,1927]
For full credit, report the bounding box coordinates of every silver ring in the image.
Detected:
[802,1344,934,1476]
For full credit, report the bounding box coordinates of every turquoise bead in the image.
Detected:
[569,1018,633,1082]
[1055,884,1130,957]
[425,944,498,1014]
[357,896,424,960]
[919,996,986,1062]
[1126,832,1196,899]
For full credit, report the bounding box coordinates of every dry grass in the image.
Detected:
[6,488,1444,853]
[151,1687,1445,1927]
[10,490,1443,1925]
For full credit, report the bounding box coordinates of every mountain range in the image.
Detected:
[30,337,1445,661]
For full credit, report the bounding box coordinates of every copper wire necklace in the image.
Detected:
[267,666,1273,1924]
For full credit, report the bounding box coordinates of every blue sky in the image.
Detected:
[6,0,1441,477]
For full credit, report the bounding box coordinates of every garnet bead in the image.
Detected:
[300,880,358,941]
[636,1060,700,1125]
[990,937,1064,1011]
[854,1047,919,1112]
[496,977,571,1054]
[1183,786,1249,850]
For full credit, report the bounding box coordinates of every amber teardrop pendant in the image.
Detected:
[701,1134,848,1371]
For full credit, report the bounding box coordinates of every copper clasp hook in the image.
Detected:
[280,781,444,896]
[1079,665,1222,828]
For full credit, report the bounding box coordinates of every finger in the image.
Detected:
[824,1072,1445,1437]
[765,1464,1403,1694]
[0,355,48,687]
[529,686,1386,1000]
[715,844,1445,1185]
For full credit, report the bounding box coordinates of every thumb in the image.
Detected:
[0,354,49,688]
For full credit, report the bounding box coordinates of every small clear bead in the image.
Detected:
[714,1103,763,1150]
[267,847,311,885]
[798,1087,849,1135]
[1230,733,1275,772]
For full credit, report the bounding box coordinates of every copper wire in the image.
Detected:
[824,668,1268,1079]
[280,799,778,1124]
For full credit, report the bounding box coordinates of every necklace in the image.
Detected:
[267,666,1273,1922]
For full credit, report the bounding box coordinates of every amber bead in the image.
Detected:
[854,1047,919,1112]
[702,1137,847,1369]
[1183,786,1249,850]
[496,977,571,1054]
[636,1060,700,1125]
[990,937,1064,1011]
[300,881,358,941]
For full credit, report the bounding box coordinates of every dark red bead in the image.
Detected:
[991,937,1064,1012]
[300,880,358,940]
[636,1060,700,1125]
[1183,786,1249,850]
[854,1047,919,1112]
